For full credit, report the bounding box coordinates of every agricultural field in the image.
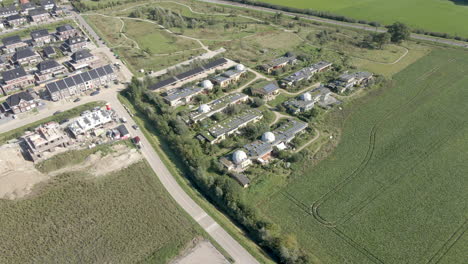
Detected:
[0,144,203,263]
[260,0,468,38]
[255,48,468,263]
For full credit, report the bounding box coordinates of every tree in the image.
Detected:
[252,97,265,108]
[373,32,391,49]
[387,22,411,43]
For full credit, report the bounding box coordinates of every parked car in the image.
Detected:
[132,125,139,130]
[73,98,81,102]
[59,119,69,125]
[53,111,62,115]
[120,117,127,123]
[90,90,100,96]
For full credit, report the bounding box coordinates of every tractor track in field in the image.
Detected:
[426,219,468,264]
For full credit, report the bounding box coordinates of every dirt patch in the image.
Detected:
[171,239,229,264]
[0,143,48,200]
[50,144,142,177]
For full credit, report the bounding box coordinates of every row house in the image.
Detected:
[2,35,28,53]
[61,36,87,53]
[55,24,78,41]
[35,59,65,82]
[21,3,37,15]
[12,48,41,65]
[30,29,51,46]
[29,8,50,23]
[0,57,7,71]
[1,67,35,95]
[6,14,26,27]
[46,64,116,101]
[3,91,37,114]
[0,5,18,19]
[210,64,246,88]
[40,0,56,11]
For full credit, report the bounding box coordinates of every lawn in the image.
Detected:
[257,48,468,263]
[0,158,201,263]
[260,0,468,38]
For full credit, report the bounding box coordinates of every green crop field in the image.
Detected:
[260,0,468,38]
[257,48,468,263]
[0,159,202,263]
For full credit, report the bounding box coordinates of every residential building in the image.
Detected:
[1,67,34,94]
[29,8,50,23]
[163,86,203,107]
[262,53,297,74]
[42,46,56,58]
[21,2,36,15]
[2,35,27,53]
[329,71,374,93]
[0,57,7,71]
[220,150,252,172]
[187,92,249,123]
[251,82,280,101]
[45,64,116,101]
[68,108,113,137]
[36,59,65,82]
[52,5,64,16]
[30,28,51,46]
[0,5,18,18]
[210,64,246,88]
[281,61,333,87]
[61,36,87,53]
[69,49,94,70]
[55,24,77,41]
[40,0,55,11]
[3,91,37,114]
[229,173,250,188]
[283,86,333,114]
[6,14,26,27]
[22,122,71,161]
[199,109,263,144]
[111,124,130,140]
[12,47,41,65]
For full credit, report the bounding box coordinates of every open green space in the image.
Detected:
[0,158,201,263]
[257,48,468,263]
[259,0,468,38]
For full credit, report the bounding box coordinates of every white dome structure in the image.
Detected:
[198,104,211,113]
[201,80,213,89]
[232,150,248,164]
[301,92,312,101]
[235,64,245,71]
[261,132,275,143]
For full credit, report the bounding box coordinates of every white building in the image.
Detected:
[68,109,113,137]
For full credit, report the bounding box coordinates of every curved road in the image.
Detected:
[198,0,468,49]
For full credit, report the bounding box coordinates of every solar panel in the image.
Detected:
[56,79,67,90]
[203,58,228,70]
[72,74,84,85]
[149,77,177,90]
[175,67,204,80]
[81,71,91,82]
[96,67,106,77]
[103,65,113,74]
[88,69,99,79]
[64,77,75,87]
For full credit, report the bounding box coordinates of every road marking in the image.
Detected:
[194,212,208,222]
[206,222,219,233]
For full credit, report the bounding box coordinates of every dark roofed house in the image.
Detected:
[4,91,37,114]
[229,173,250,188]
[40,0,55,10]
[1,67,35,94]
[12,47,41,65]
[262,53,297,74]
[21,2,37,15]
[251,82,280,101]
[43,46,56,58]
[36,59,64,82]
[0,5,18,18]
[2,35,27,53]
[30,29,51,45]
[6,14,26,27]
[61,36,87,53]
[70,49,94,70]
[56,24,77,41]
[29,8,50,23]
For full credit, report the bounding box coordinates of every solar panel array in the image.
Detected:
[46,65,114,93]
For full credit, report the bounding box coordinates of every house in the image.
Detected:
[187,92,249,123]
[163,86,203,107]
[35,59,65,82]
[281,61,332,87]
[283,87,333,114]
[29,8,50,23]
[6,14,26,28]
[21,2,37,15]
[2,35,27,53]
[199,109,263,144]
[22,122,72,161]
[251,82,280,101]
[61,36,87,53]
[220,150,252,172]
[30,29,51,46]
[0,57,7,71]
[55,24,78,41]
[45,64,116,101]
[12,47,41,65]
[210,64,246,88]
[68,108,113,137]
[0,5,18,18]
[69,49,94,70]
[52,6,64,16]
[230,173,250,188]
[40,0,55,11]
[3,91,37,114]
[329,71,374,93]
[43,46,56,58]
[1,67,35,94]
[262,53,297,74]
[113,124,130,140]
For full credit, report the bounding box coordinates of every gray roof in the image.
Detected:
[2,67,28,82]
[265,55,297,68]
[43,46,56,56]
[230,173,250,186]
[29,8,48,16]
[21,3,36,11]
[244,140,273,159]
[282,61,332,84]
[56,24,74,33]
[208,109,262,138]
[65,36,86,45]
[13,48,37,61]
[259,82,279,94]
[6,14,23,21]
[6,91,34,107]
[46,64,114,93]
[2,35,22,46]
[163,86,202,102]
[0,5,17,16]
[37,59,61,71]
[116,124,129,136]
[31,29,49,39]
[40,0,55,6]
[71,49,92,61]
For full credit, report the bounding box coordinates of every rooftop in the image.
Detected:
[37,59,61,72]
[208,109,262,138]
[6,91,34,107]
[163,86,203,102]
[2,67,28,82]
[31,29,49,39]
[45,64,114,93]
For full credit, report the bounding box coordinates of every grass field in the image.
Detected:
[260,0,468,38]
[256,48,468,263]
[0,156,201,263]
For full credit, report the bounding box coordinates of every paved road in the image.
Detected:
[0,12,259,264]
[198,0,468,49]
